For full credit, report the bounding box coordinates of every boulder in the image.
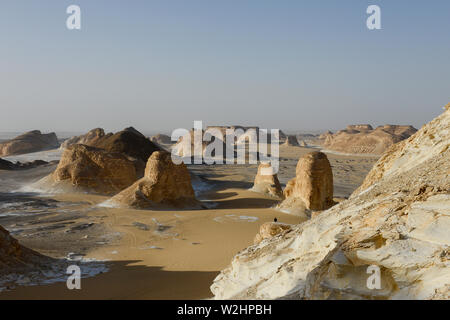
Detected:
[0,130,59,157]
[279,151,334,213]
[51,144,138,195]
[251,163,283,198]
[211,104,450,300]
[253,222,292,245]
[110,151,200,209]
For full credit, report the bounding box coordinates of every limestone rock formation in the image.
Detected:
[0,130,59,157]
[299,140,308,147]
[253,222,292,245]
[89,127,160,163]
[51,144,138,195]
[211,104,450,300]
[61,128,106,149]
[0,158,49,171]
[150,134,173,145]
[283,135,299,147]
[278,151,334,214]
[321,124,417,155]
[251,163,283,198]
[110,151,200,209]
[61,127,160,164]
[0,225,47,272]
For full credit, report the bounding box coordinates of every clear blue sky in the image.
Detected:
[0,0,449,134]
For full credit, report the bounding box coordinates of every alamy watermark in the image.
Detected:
[66,265,81,290]
[66,5,382,31]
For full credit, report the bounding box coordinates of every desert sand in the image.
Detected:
[0,143,377,299]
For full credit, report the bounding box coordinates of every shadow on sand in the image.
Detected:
[0,260,219,300]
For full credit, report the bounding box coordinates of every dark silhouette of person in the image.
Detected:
[274,217,278,223]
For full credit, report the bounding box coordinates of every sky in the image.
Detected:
[0,0,449,134]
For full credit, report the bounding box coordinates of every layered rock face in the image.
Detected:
[321,124,417,155]
[110,151,200,209]
[61,128,106,149]
[251,163,283,198]
[211,105,450,300]
[52,144,138,195]
[0,130,59,157]
[279,152,334,214]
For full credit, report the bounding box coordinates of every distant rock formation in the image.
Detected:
[211,104,450,300]
[89,127,160,163]
[110,151,200,209]
[298,140,308,147]
[282,135,299,147]
[61,127,160,164]
[320,124,417,154]
[251,163,283,199]
[61,128,106,149]
[253,222,292,245]
[318,130,333,140]
[278,151,334,215]
[0,158,50,171]
[150,134,173,145]
[0,130,59,157]
[51,144,138,195]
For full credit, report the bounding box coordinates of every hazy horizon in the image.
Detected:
[1,1,449,133]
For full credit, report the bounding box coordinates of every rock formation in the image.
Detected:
[251,163,283,198]
[61,127,160,164]
[278,151,334,215]
[150,134,173,145]
[110,151,200,209]
[321,124,417,155]
[0,158,50,171]
[211,104,450,300]
[283,135,299,147]
[299,140,308,147]
[253,222,292,245]
[51,144,138,195]
[89,127,160,163]
[61,128,106,149]
[0,130,59,157]
[0,225,47,272]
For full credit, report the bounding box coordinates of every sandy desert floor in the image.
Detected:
[0,145,378,299]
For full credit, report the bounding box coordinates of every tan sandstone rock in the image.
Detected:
[51,144,138,195]
[0,225,47,272]
[61,128,106,149]
[278,151,334,214]
[211,104,450,300]
[110,151,200,209]
[251,163,283,198]
[0,130,59,157]
[321,124,417,155]
[253,222,292,245]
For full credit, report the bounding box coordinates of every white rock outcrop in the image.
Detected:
[211,104,450,300]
